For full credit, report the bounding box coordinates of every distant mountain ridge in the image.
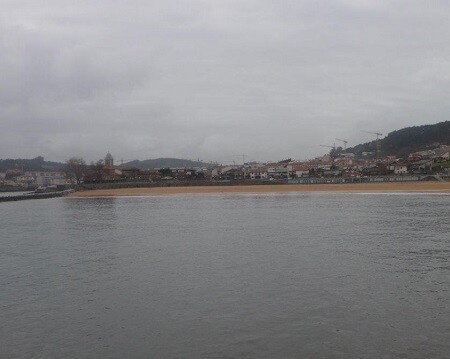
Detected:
[0,156,213,171]
[2,122,448,171]
[119,158,213,169]
[345,121,450,158]
[0,156,64,171]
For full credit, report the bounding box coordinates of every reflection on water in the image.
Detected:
[63,197,118,231]
[1,193,449,358]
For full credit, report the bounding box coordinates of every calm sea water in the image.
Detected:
[1,192,449,358]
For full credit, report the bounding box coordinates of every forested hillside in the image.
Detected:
[346,121,450,157]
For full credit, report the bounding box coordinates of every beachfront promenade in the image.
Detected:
[289,174,448,184]
[75,174,448,190]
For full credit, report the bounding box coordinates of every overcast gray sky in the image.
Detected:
[1,0,449,163]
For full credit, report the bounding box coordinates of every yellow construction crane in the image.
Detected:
[361,130,383,160]
[335,138,348,150]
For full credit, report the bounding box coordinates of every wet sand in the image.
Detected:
[70,181,450,197]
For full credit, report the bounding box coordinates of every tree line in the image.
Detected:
[64,157,105,184]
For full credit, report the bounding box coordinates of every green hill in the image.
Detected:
[346,121,450,158]
[0,157,64,172]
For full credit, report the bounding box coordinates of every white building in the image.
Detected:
[33,172,67,187]
[249,168,268,180]
[393,165,408,175]
[267,166,288,178]
[288,163,310,177]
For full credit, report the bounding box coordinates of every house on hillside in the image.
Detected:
[222,167,245,180]
[334,157,353,168]
[211,166,245,180]
[289,163,310,178]
[392,164,408,175]
[267,165,288,179]
[409,159,433,174]
[10,170,66,187]
[249,168,268,180]
[433,146,450,160]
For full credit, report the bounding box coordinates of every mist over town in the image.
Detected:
[2,1,450,162]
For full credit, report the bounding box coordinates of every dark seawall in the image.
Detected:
[0,190,74,203]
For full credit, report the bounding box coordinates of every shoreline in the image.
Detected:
[69,181,450,197]
[1,190,73,202]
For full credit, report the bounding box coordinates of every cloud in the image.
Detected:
[1,0,449,162]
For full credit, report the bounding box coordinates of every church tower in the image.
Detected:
[105,152,114,168]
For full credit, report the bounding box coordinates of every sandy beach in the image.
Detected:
[69,181,450,197]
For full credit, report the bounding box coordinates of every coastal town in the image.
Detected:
[1,143,449,192]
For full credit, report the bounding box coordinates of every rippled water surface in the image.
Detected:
[1,193,449,358]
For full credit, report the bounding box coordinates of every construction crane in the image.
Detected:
[361,130,382,140]
[320,144,336,150]
[361,130,383,160]
[335,138,348,150]
[320,144,337,158]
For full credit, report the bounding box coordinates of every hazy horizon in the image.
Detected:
[2,1,450,163]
